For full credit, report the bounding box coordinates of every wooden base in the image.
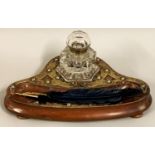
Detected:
[4,94,152,121]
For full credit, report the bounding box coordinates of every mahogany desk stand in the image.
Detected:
[4,31,152,121]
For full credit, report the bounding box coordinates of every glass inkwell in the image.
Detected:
[4,31,152,121]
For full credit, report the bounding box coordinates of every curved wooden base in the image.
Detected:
[4,94,152,121]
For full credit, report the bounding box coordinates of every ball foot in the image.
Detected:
[131,113,143,118]
[17,115,29,119]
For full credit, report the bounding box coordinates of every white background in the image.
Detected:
[0,28,154,127]
[0,0,155,155]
